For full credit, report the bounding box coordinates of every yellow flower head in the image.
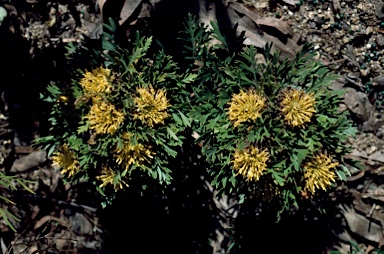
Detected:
[97,167,128,191]
[86,101,125,135]
[227,89,266,128]
[303,153,338,194]
[232,146,269,181]
[133,86,171,127]
[80,67,113,98]
[52,144,79,177]
[115,133,154,171]
[280,88,316,127]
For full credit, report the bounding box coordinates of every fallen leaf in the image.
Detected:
[227,5,266,48]
[229,2,293,35]
[119,0,143,26]
[343,88,375,123]
[96,0,107,19]
[10,150,47,172]
[264,33,297,59]
[255,17,293,36]
[229,2,262,21]
[33,215,69,230]
[14,146,35,154]
[281,0,300,5]
[339,205,384,244]
[228,2,298,58]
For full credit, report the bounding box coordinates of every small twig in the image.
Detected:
[367,203,376,234]
[344,76,365,90]
[367,203,376,217]
[323,58,347,66]
[57,201,97,213]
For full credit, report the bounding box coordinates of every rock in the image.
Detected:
[375,2,384,18]
[377,34,384,47]
[10,150,47,172]
[344,88,377,131]
[344,88,374,122]
[373,74,384,86]
[340,205,384,245]
[309,22,316,29]
[71,213,93,235]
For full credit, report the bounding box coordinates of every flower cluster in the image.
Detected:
[115,133,154,171]
[133,86,171,127]
[97,167,129,191]
[232,146,269,181]
[86,101,125,135]
[303,153,338,194]
[52,144,79,177]
[80,67,113,99]
[227,89,266,127]
[280,88,316,127]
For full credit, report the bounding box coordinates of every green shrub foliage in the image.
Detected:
[179,14,357,214]
[36,15,357,213]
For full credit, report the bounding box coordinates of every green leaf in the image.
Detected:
[181,73,198,84]
[77,122,90,134]
[166,127,179,141]
[336,170,347,181]
[0,195,15,205]
[163,144,177,157]
[103,39,116,51]
[239,194,245,204]
[0,209,17,232]
[172,113,183,126]
[291,149,309,171]
[178,110,191,127]
[46,84,62,95]
[269,170,285,186]
[16,179,35,194]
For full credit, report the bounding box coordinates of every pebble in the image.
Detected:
[377,34,384,47]
[309,22,316,29]
[375,2,384,18]
[366,145,378,155]
[361,69,369,76]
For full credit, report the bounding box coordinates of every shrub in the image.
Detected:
[178,14,358,215]
[35,15,358,214]
[35,19,196,205]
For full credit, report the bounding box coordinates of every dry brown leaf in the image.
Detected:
[96,0,107,19]
[243,30,266,48]
[33,215,69,230]
[281,0,300,5]
[229,2,262,21]
[228,1,297,57]
[254,17,293,36]
[3,4,17,17]
[119,0,143,26]
[349,149,384,163]
[340,205,384,244]
[229,2,293,35]
[227,5,266,48]
[14,146,35,154]
[10,150,47,172]
[263,33,297,59]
